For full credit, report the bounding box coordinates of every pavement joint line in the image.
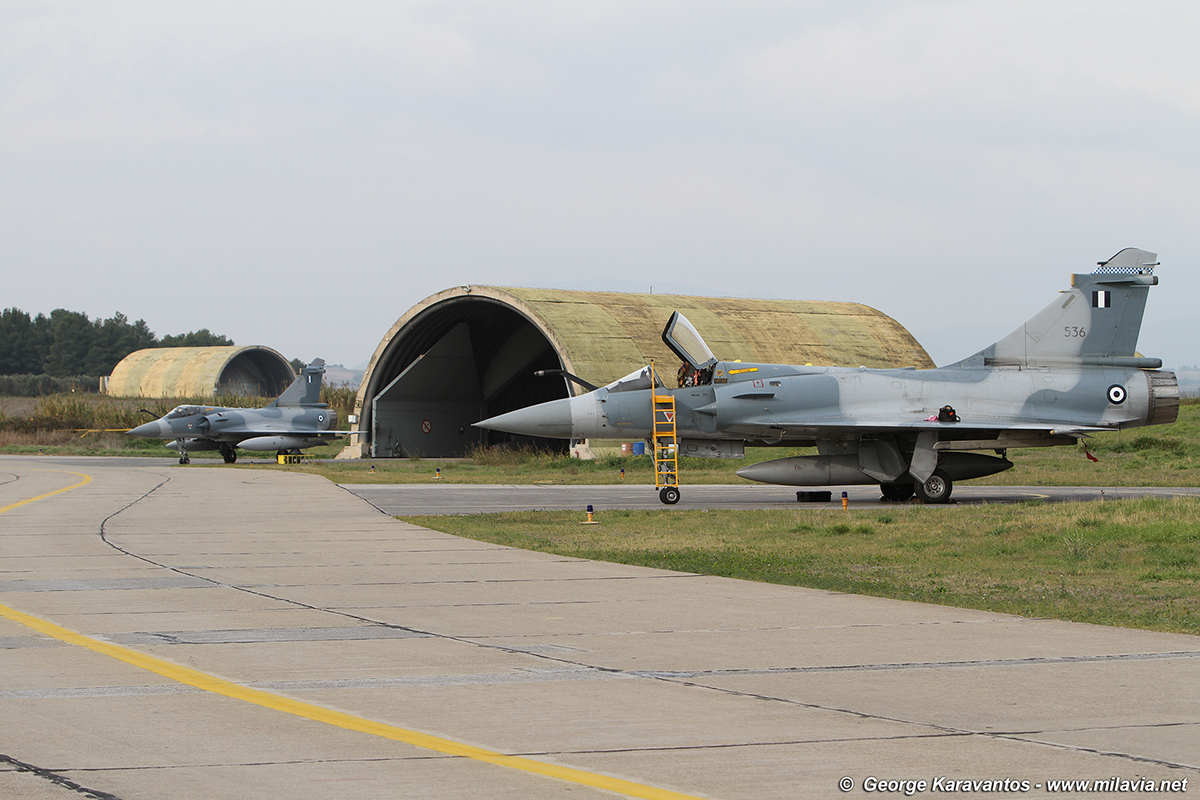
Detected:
[64,754,463,774]
[630,649,1200,677]
[988,731,1200,772]
[0,751,122,800]
[0,667,633,700]
[0,684,199,700]
[653,674,1200,773]
[0,467,707,800]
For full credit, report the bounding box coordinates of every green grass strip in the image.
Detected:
[405,498,1200,635]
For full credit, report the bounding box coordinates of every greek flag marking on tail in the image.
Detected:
[1093,290,1111,308]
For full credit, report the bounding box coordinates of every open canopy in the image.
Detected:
[662,311,718,370]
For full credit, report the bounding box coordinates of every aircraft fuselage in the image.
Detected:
[556,363,1174,443]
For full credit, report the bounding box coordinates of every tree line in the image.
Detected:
[0,307,233,378]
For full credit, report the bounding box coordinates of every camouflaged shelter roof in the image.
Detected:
[106,346,295,398]
[493,287,934,385]
[359,286,933,406]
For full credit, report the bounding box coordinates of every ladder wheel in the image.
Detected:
[659,486,680,505]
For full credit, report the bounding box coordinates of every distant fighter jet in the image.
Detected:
[127,359,347,464]
[476,248,1180,504]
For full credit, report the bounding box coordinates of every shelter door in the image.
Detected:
[371,323,482,457]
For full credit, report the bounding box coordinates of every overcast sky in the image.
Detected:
[4,1,1198,371]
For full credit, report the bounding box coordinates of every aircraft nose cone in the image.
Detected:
[474,397,574,439]
[127,420,163,439]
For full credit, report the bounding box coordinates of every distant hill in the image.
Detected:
[323,364,363,389]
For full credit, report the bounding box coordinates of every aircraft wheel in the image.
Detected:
[220,445,237,464]
[880,481,915,502]
[179,455,190,465]
[659,486,681,505]
[915,470,953,504]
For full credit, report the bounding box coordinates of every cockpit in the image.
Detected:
[600,312,723,393]
[165,405,206,420]
[604,366,666,394]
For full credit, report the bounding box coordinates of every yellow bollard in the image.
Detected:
[435,468,442,480]
[841,491,849,511]
[581,504,601,525]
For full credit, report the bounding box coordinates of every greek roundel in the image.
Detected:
[1107,384,1127,404]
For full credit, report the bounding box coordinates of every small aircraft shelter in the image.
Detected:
[352,286,934,458]
[106,346,296,399]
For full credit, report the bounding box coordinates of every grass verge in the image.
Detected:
[403,497,1200,635]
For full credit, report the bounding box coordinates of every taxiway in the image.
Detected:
[342,481,1200,515]
[1,456,1197,799]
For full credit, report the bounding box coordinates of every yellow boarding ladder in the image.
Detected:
[649,361,680,505]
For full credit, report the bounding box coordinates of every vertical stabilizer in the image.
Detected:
[271,359,327,407]
[950,249,1161,368]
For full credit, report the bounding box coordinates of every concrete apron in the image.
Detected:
[0,457,1197,800]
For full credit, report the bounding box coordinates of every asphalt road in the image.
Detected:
[32,457,1200,515]
[341,481,1200,516]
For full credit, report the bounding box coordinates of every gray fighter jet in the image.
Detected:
[127,359,346,464]
[476,248,1180,504]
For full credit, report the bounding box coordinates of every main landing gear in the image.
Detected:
[879,470,954,504]
[915,470,953,504]
[219,444,237,464]
[879,481,915,502]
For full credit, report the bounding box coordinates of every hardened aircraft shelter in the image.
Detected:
[106,346,296,399]
[352,286,933,458]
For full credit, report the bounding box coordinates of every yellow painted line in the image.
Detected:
[0,470,704,800]
[0,469,91,514]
